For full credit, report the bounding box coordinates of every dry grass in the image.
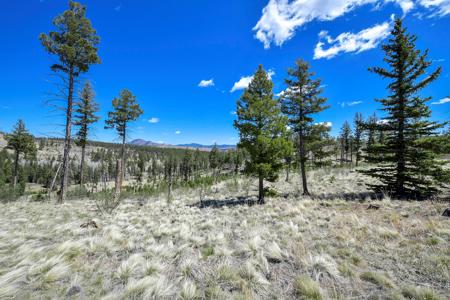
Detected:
[0,168,448,299]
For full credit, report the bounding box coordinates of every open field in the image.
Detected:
[0,168,449,299]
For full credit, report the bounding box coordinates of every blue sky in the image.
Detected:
[0,0,449,145]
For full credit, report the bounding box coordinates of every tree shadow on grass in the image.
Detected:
[310,191,385,201]
[189,196,258,209]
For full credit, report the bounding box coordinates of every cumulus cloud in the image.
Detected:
[253,0,407,49]
[230,70,275,93]
[431,97,450,105]
[253,0,450,49]
[198,79,215,88]
[148,117,160,124]
[314,21,391,59]
[315,121,333,127]
[175,130,181,135]
[230,76,253,93]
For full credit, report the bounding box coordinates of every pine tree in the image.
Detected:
[5,120,37,189]
[73,81,100,186]
[280,59,328,195]
[353,112,364,166]
[306,124,334,167]
[340,121,352,163]
[105,89,143,184]
[234,65,289,204]
[209,144,220,182]
[40,1,100,203]
[363,18,448,199]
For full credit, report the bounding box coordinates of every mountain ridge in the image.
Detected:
[130,139,236,151]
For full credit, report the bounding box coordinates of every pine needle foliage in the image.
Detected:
[280,59,329,195]
[234,65,289,204]
[362,18,449,199]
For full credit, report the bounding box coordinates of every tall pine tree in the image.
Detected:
[234,65,289,204]
[281,59,328,195]
[362,18,448,199]
[40,1,100,203]
[353,112,364,166]
[6,120,37,189]
[105,89,143,182]
[73,81,100,185]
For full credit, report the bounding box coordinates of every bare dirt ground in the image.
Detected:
[0,168,449,299]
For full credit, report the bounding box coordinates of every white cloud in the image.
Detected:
[315,121,333,127]
[231,76,253,93]
[148,117,160,124]
[230,70,275,93]
[314,21,391,59]
[253,0,430,49]
[431,97,450,105]
[175,130,181,135]
[418,0,450,16]
[377,119,390,124]
[339,100,363,107]
[198,79,215,88]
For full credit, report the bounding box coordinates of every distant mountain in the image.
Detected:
[130,139,235,151]
[130,139,164,147]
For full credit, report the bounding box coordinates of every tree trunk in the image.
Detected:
[299,130,310,196]
[114,159,122,201]
[59,66,74,204]
[258,175,264,204]
[285,163,290,182]
[121,127,126,181]
[80,144,86,186]
[396,103,406,198]
[12,150,19,189]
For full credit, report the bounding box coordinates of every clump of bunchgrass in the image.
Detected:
[294,275,323,300]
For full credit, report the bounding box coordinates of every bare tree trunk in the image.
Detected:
[285,163,291,182]
[299,130,310,196]
[258,175,264,204]
[12,150,19,189]
[49,162,62,196]
[114,159,122,201]
[80,145,86,186]
[167,170,173,202]
[121,127,126,181]
[59,66,74,204]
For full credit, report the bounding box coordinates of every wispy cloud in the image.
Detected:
[431,97,450,105]
[115,3,122,11]
[148,117,160,124]
[253,0,449,49]
[339,100,363,107]
[418,0,450,16]
[175,130,181,135]
[198,79,215,88]
[314,21,391,59]
[230,70,275,93]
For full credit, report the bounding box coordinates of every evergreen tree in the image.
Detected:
[73,81,100,185]
[5,120,37,189]
[306,124,334,167]
[234,65,289,204]
[366,113,378,151]
[340,121,352,163]
[281,59,328,195]
[40,1,100,203]
[209,144,220,182]
[353,112,364,166]
[363,18,448,198]
[105,89,143,182]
